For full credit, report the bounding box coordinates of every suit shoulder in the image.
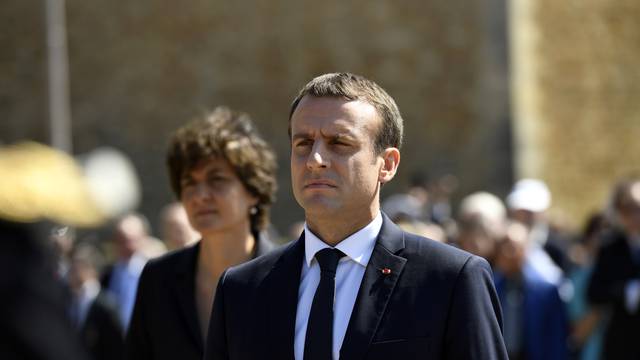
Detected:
[139,243,198,282]
[398,233,491,277]
[223,241,293,285]
[403,232,484,269]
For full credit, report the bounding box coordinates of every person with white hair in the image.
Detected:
[159,202,199,251]
[457,191,507,265]
[507,179,569,284]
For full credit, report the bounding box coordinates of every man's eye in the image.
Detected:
[331,140,349,147]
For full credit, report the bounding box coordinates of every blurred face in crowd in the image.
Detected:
[495,221,529,276]
[290,96,398,227]
[180,157,257,239]
[114,215,146,258]
[68,258,96,294]
[509,209,536,229]
[161,204,199,250]
[617,181,640,236]
[458,228,496,262]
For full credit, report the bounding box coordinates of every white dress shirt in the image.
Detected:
[294,212,382,360]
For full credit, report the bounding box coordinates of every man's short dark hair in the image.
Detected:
[166,107,277,232]
[289,72,403,154]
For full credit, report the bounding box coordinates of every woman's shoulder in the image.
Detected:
[142,241,200,278]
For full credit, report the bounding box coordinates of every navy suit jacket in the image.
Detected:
[494,264,569,360]
[204,214,507,359]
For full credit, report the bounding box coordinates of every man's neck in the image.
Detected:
[306,209,379,247]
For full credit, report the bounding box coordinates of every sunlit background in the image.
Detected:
[2,0,639,234]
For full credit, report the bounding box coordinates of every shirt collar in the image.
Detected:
[304,212,382,268]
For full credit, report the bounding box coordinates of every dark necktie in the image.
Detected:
[304,248,345,360]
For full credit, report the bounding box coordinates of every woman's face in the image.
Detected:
[180,156,257,238]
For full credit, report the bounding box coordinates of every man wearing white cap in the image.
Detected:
[506,179,569,284]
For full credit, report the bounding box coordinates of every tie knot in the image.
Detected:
[315,248,345,275]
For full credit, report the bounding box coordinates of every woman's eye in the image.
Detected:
[208,177,225,183]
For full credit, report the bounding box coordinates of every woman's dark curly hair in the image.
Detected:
[166,106,277,234]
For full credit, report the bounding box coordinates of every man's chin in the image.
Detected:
[300,199,342,217]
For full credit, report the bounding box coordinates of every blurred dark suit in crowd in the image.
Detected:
[69,243,124,360]
[588,178,640,360]
[0,219,89,360]
[493,221,569,360]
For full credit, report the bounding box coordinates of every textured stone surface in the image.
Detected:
[1,0,512,234]
[512,0,640,227]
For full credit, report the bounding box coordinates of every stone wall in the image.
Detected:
[1,0,512,234]
[511,0,640,227]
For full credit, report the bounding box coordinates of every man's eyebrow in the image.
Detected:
[291,132,312,142]
[331,133,356,141]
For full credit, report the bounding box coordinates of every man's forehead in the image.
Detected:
[290,96,380,135]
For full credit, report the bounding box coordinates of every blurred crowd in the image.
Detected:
[41,173,640,360]
[379,175,640,360]
[2,138,639,360]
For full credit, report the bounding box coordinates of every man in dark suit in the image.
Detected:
[493,221,568,360]
[68,243,124,360]
[204,73,507,359]
[588,178,640,360]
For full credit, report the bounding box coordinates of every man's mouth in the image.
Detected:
[304,180,337,189]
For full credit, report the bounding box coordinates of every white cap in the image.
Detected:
[506,178,551,212]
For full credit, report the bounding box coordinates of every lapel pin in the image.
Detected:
[381,267,392,275]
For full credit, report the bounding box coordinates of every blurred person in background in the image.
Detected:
[566,213,609,360]
[50,225,77,281]
[159,202,199,251]
[68,243,124,360]
[101,213,153,330]
[429,173,459,227]
[588,178,640,360]
[507,178,568,284]
[456,191,507,265]
[382,192,446,242]
[125,106,278,360]
[493,220,569,360]
[0,141,137,360]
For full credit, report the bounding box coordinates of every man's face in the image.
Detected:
[495,222,529,276]
[290,96,386,224]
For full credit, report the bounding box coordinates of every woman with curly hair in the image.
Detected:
[125,107,278,360]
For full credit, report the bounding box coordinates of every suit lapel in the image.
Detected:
[340,214,407,360]
[172,243,204,353]
[263,237,305,360]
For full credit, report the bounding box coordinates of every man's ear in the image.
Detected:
[379,147,400,184]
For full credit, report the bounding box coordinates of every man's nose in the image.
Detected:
[306,143,329,170]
